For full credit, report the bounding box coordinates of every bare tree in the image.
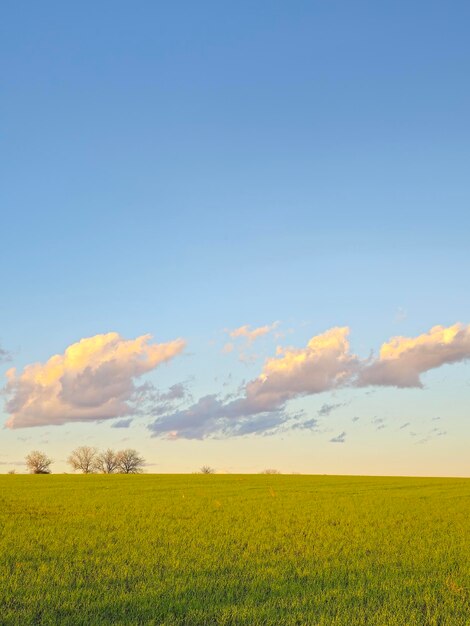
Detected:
[95,449,118,474]
[260,468,281,474]
[25,451,53,474]
[116,449,145,474]
[200,465,215,474]
[67,446,98,474]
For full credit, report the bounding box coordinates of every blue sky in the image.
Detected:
[1,1,469,474]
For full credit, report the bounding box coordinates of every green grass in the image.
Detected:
[0,475,469,625]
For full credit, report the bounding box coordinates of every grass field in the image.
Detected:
[0,475,469,625]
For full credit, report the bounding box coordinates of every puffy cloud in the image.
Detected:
[5,332,185,428]
[149,322,470,440]
[149,327,357,438]
[229,322,279,344]
[358,324,470,387]
[9,322,468,436]
[241,326,357,410]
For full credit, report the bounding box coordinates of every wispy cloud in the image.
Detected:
[318,402,345,417]
[0,344,12,363]
[5,332,186,428]
[223,322,280,363]
[228,322,279,344]
[111,418,133,429]
[132,381,190,417]
[330,431,346,443]
[416,428,448,445]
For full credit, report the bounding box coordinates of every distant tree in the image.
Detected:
[95,449,118,474]
[67,446,98,474]
[25,451,53,474]
[260,469,281,474]
[200,465,215,474]
[7,469,16,475]
[116,449,145,474]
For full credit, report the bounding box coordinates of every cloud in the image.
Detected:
[229,322,279,344]
[317,402,345,417]
[111,418,133,429]
[149,327,356,438]
[160,383,187,402]
[0,345,12,363]
[4,332,185,429]
[399,422,411,429]
[291,414,319,431]
[330,431,346,443]
[358,324,470,388]
[132,381,190,417]
[223,322,280,364]
[416,428,447,445]
[149,322,470,440]
[148,394,292,439]
[9,322,466,437]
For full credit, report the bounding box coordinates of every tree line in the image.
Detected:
[18,452,282,475]
[24,447,145,474]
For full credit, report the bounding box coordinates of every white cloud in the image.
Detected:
[5,332,185,428]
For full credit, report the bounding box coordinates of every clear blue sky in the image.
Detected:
[1,1,469,474]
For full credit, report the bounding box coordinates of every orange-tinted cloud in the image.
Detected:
[5,332,185,428]
[149,323,470,439]
[229,322,279,344]
[358,323,470,387]
[149,327,357,438]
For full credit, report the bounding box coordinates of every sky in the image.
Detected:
[1,1,469,475]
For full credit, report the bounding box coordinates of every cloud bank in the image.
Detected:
[5,332,185,428]
[149,323,470,439]
[5,323,469,436]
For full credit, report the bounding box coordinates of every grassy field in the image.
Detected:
[0,475,469,625]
